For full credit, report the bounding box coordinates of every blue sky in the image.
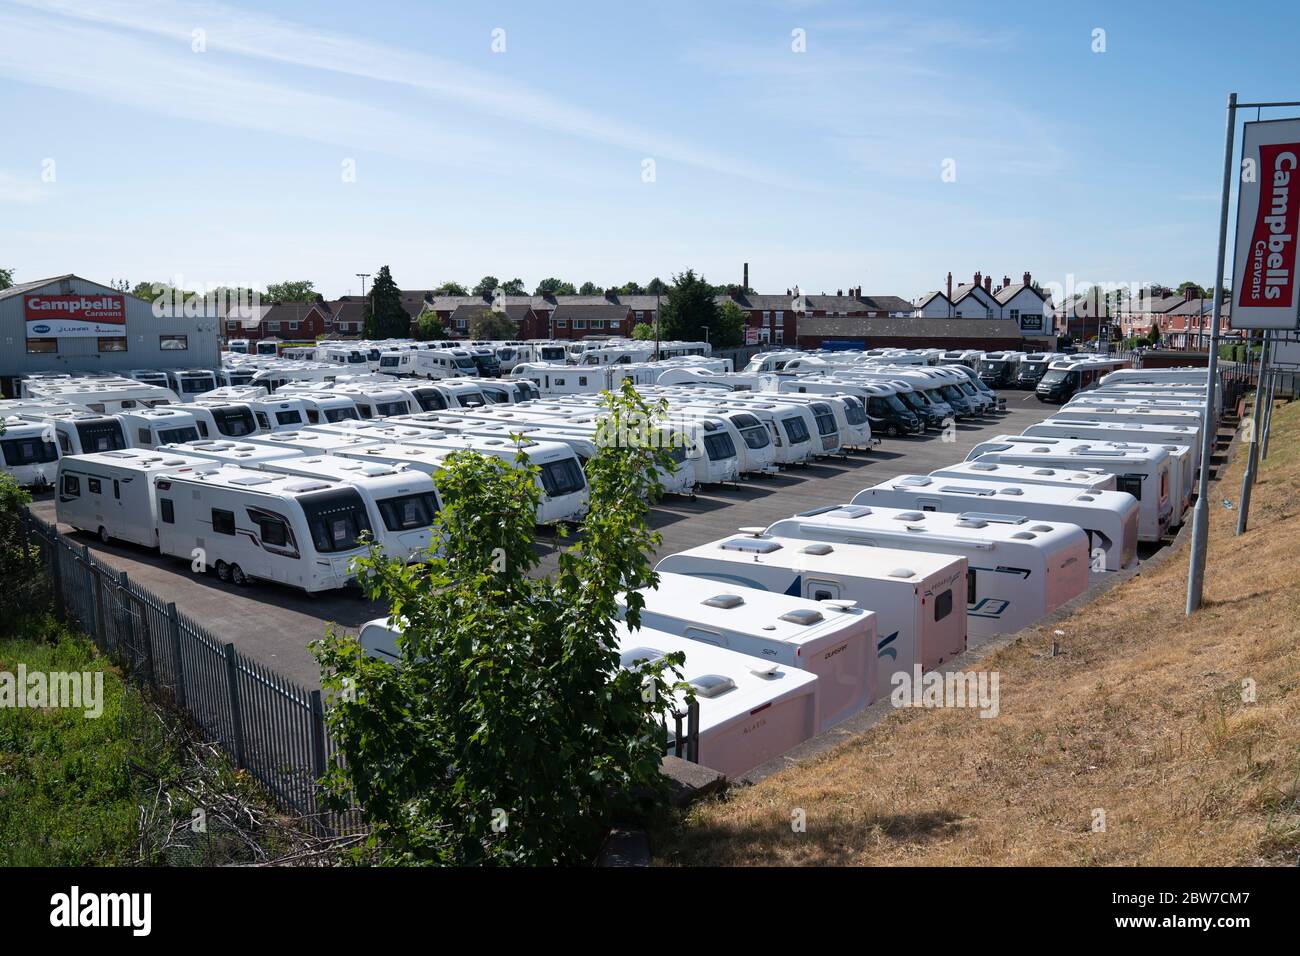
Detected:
[1,0,1297,300]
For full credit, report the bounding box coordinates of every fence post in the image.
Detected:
[135,591,157,693]
[223,643,247,769]
[91,553,106,648]
[309,690,329,781]
[167,603,186,708]
[49,533,65,621]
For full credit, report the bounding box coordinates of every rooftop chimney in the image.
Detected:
[946,272,953,299]
[837,288,843,296]
[743,262,749,292]
[1183,286,1196,301]
[984,275,992,293]
[1003,275,1010,289]
[1023,271,1031,287]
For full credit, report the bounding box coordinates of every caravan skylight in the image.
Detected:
[778,609,824,626]
[960,512,1027,525]
[619,646,664,669]
[688,674,737,698]
[702,594,745,609]
[721,538,782,554]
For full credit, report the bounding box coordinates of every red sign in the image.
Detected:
[1239,143,1300,309]
[24,294,126,323]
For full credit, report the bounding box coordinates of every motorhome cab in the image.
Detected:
[1014,353,1067,389]
[187,401,264,439]
[965,437,1173,541]
[1036,358,1126,403]
[19,411,127,455]
[119,408,202,449]
[154,466,373,590]
[395,434,590,524]
[259,456,441,563]
[55,449,212,546]
[852,474,1139,573]
[765,505,1089,641]
[0,417,60,488]
[928,459,1118,492]
[977,352,1025,388]
[656,533,967,694]
[165,369,219,402]
[626,572,876,729]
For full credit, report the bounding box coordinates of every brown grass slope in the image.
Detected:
[659,400,1300,866]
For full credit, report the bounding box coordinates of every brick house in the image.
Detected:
[223,300,331,341]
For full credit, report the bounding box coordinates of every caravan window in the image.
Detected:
[212,509,236,535]
[703,433,737,462]
[377,492,440,531]
[248,509,296,556]
[76,420,126,452]
[458,393,485,408]
[88,478,102,495]
[2,437,58,466]
[934,589,954,621]
[157,426,199,445]
[212,407,257,437]
[376,401,408,417]
[57,432,72,454]
[256,412,271,429]
[276,410,303,426]
[301,489,371,553]
[1116,473,1143,501]
[138,428,152,445]
[781,417,810,444]
[60,474,81,499]
[160,499,174,524]
[324,407,360,423]
[967,571,977,605]
[413,390,447,412]
[539,459,585,497]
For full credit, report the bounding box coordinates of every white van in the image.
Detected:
[627,572,875,729]
[118,408,203,449]
[656,532,967,696]
[765,505,1089,640]
[154,466,375,591]
[0,417,61,488]
[852,474,1139,572]
[56,448,212,546]
[966,437,1173,541]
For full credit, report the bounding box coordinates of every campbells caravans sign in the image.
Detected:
[24,293,127,338]
[1232,118,1300,330]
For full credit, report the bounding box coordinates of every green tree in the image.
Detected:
[0,267,14,291]
[617,281,644,295]
[313,382,687,865]
[469,308,519,340]
[660,269,719,342]
[534,277,577,296]
[434,281,469,296]
[1176,281,1207,299]
[500,278,526,295]
[630,322,659,341]
[265,280,316,303]
[579,282,603,295]
[414,308,446,341]
[0,473,47,630]
[472,276,501,298]
[364,266,409,338]
[645,277,668,295]
[713,299,747,348]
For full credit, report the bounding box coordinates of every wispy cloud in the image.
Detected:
[6,0,806,189]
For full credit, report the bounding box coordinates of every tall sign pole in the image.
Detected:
[1186,93,1237,615]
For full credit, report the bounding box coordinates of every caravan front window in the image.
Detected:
[702,432,737,462]
[781,417,810,444]
[75,420,126,452]
[300,489,371,553]
[375,401,408,417]
[539,459,585,497]
[275,410,303,426]
[2,437,57,466]
[377,492,440,531]
[212,407,257,437]
[157,426,200,444]
[324,407,360,423]
[413,390,448,412]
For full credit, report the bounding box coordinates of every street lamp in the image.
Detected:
[356,273,370,337]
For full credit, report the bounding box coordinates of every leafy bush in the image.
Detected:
[314,382,688,865]
[0,474,49,638]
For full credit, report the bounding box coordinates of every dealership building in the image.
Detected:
[0,274,221,397]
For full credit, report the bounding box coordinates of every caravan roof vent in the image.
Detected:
[778,608,824,626]
[229,474,273,486]
[1077,494,1096,501]
[956,517,989,529]
[1031,468,1056,475]
[887,567,916,579]
[996,487,1024,495]
[285,480,331,492]
[1030,524,1054,532]
[820,599,857,612]
[721,537,782,554]
[1010,531,1037,540]
[897,475,933,487]
[702,594,745,610]
[800,543,834,556]
[970,462,997,471]
[748,662,783,678]
[620,646,664,670]
[893,511,926,521]
[961,512,1027,525]
[689,674,737,698]
[833,505,873,519]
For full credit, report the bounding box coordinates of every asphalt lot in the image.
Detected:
[30,388,1072,688]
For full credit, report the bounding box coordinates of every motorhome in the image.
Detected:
[777,379,923,438]
[476,380,541,404]
[414,349,480,380]
[316,345,371,368]
[259,456,442,562]
[226,339,251,355]
[943,363,1007,412]
[55,449,212,546]
[254,339,281,356]
[1035,358,1127,403]
[965,437,1173,540]
[764,505,1090,640]
[18,410,127,455]
[976,352,1025,388]
[1014,353,1068,389]
[851,474,1139,572]
[742,351,804,374]
[656,532,966,696]
[829,370,956,425]
[118,407,202,449]
[153,466,375,591]
[578,344,654,366]
[876,367,983,418]
[0,417,60,488]
[627,572,876,729]
[928,459,1118,492]
[466,347,502,378]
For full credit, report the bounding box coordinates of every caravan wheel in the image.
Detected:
[215,560,231,582]
[97,526,110,545]
[230,565,249,587]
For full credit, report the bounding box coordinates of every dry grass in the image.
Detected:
[657,399,1300,866]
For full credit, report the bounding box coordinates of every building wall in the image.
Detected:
[999,287,1051,335]
[1,276,221,394]
[914,297,952,318]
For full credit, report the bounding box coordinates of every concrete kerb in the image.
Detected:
[728,416,1246,791]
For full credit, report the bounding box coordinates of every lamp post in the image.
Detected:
[356,273,370,337]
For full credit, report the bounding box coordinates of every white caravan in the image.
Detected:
[1054,403,1208,429]
[159,438,304,468]
[0,417,60,488]
[259,456,441,563]
[153,466,375,591]
[293,393,361,425]
[1022,418,1202,476]
[21,380,178,412]
[18,411,127,455]
[683,395,819,465]
[55,449,212,546]
[851,474,1139,573]
[627,572,875,729]
[356,616,821,780]
[239,430,387,456]
[759,393,868,452]
[164,369,219,401]
[929,459,1118,492]
[118,408,202,449]
[765,505,1089,640]
[965,437,1173,540]
[396,434,590,523]
[187,400,265,439]
[245,395,311,433]
[414,349,480,379]
[656,532,968,696]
